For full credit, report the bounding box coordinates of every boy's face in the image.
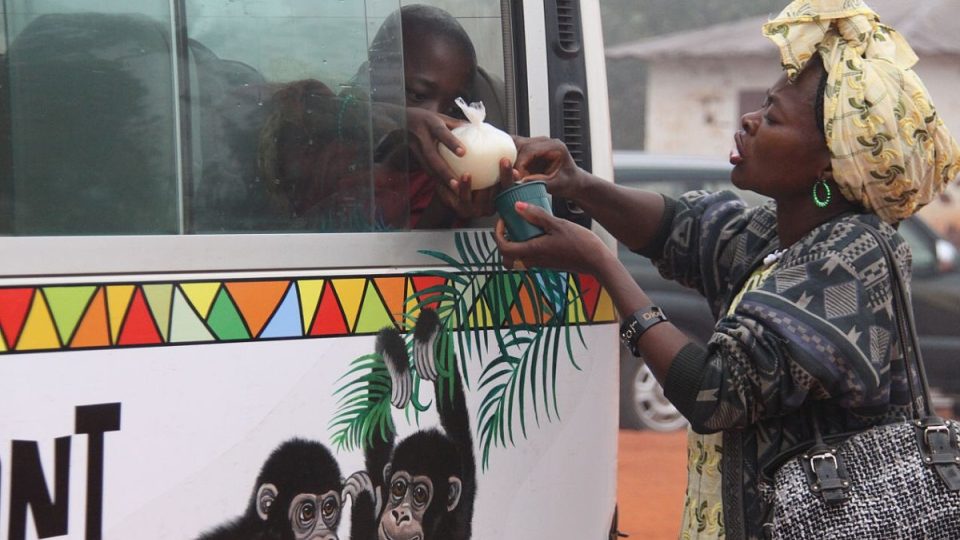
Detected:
[402,33,475,117]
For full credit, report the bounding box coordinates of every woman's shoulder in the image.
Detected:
[781,212,911,276]
[674,189,776,227]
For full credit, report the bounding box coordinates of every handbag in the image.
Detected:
[759,223,960,540]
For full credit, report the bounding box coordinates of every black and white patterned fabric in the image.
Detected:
[761,420,960,539]
[651,191,916,539]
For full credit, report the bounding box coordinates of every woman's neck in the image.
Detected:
[775,192,859,248]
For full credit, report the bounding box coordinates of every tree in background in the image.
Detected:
[601,0,787,150]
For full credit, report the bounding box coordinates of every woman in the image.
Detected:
[495,1,960,538]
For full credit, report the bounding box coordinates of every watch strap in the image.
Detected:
[619,305,668,357]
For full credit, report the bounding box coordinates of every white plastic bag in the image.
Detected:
[438,97,518,190]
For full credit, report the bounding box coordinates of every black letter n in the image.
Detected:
[8,437,71,540]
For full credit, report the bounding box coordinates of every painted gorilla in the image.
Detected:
[196,438,377,540]
[352,308,477,540]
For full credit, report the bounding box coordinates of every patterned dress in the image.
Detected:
[680,261,781,539]
[639,191,913,540]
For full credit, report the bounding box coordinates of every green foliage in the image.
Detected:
[329,353,395,451]
[329,231,588,470]
[414,232,586,470]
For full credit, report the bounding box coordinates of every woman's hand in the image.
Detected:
[405,107,464,182]
[494,200,611,275]
[435,158,517,219]
[513,136,586,200]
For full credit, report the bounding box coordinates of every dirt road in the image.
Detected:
[617,429,687,539]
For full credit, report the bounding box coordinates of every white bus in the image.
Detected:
[0,1,617,538]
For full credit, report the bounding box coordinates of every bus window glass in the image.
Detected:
[2,0,179,235]
[186,0,406,233]
[0,0,511,235]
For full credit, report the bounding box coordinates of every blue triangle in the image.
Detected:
[260,286,302,339]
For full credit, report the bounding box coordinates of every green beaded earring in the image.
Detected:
[812,178,832,208]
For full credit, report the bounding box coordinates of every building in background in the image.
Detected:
[606,0,960,158]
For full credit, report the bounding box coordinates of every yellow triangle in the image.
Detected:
[297,279,325,334]
[470,296,494,329]
[16,292,61,350]
[106,285,135,345]
[0,327,7,352]
[181,282,221,319]
[566,276,587,324]
[331,278,367,332]
[402,278,420,329]
[594,287,616,323]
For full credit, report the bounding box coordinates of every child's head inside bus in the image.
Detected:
[259,4,503,230]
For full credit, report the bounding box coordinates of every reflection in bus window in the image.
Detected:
[0,0,509,235]
[4,4,179,235]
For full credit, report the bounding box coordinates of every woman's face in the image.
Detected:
[730,59,831,201]
[402,33,475,116]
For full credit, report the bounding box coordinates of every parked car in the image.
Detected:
[614,150,960,430]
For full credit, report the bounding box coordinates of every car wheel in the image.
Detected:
[620,350,688,431]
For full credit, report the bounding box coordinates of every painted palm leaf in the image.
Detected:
[411,231,587,469]
[330,230,589,470]
[329,353,394,452]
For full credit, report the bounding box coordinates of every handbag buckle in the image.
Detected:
[924,424,950,449]
[915,418,960,491]
[802,448,850,504]
[809,452,837,471]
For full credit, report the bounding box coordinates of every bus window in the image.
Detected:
[0,1,512,236]
[3,1,179,235]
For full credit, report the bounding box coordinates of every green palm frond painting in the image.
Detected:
[331,230,588,470]
[329,353,395,451]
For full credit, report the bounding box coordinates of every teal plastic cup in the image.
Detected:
[495,180,553,241]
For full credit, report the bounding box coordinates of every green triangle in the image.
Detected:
[170,288,215,343]
[143,284,174,341]
[208,288,250,340]
[42,286,97,345]
[354,282,395,333]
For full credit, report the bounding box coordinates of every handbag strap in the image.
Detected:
[859,222,933,418]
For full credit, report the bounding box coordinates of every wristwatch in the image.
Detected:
[619,305,668,357]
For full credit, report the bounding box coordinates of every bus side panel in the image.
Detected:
[0,271,618,539]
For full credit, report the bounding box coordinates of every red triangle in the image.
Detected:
[310,281,349,336]
[0,288,35,348]
[577,273,602,320]
[117,288,162,346]
[411,275,447,311]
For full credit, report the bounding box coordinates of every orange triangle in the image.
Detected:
[225,281,291,337]
[593,287,616,323]
[515,283,539,324]
[374,277,407,325]
[71,288,110,348]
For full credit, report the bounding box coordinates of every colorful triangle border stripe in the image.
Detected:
[0,272,615,355]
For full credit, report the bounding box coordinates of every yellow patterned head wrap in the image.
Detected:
[763,0,960,223]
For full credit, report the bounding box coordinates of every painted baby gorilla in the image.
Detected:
[197,438,376,540]
[353,308,476,540]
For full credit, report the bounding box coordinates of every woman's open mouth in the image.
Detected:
[730,132,745,165]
